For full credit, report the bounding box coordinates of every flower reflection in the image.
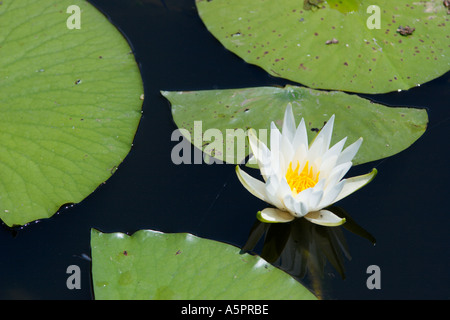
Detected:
[241,206,375,298]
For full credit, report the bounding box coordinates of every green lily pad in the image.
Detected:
[162,85,428,166]
[91,229,317,300]
[196,0,450,93]
[0,0,143,226]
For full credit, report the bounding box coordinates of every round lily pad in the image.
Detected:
[91,229,317,300]
[0,0,143,226]
[196,0,450,93]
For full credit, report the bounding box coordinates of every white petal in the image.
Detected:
[319,137,347,176]
[334,168,378,203]
[325,136,347,159]
[318,154,339,179]
[258,208,295,223]
[248,129,270,163]
[317,180,345,209]
[311,178,326,192]
[308,188,324,210]
[270,122,282,152]
[282,103,296,142]
[248,129,272,179]
[307,135,324,164]
[293,188,315,215]
[292,143,308,170]
[292,118,309,153]
[295,201,309,217]
[336,137,363,166]
[235,166,267,203]
[324,161,353,188]
[280,134,294,173]
[269,122,284,174]
[282,195,298,216]
[319,114,335,151]
[309,115,335,153]
[264,175,286,211]
[304,209,346,226]
[279,176,295,198]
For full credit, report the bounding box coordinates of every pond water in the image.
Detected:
[0,0,449,299]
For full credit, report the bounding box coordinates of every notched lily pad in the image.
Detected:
[163,85,428,166]
[196,0,450,93]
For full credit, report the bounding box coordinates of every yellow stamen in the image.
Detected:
[285,161,319,195]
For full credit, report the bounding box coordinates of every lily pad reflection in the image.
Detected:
[242,206,375,297]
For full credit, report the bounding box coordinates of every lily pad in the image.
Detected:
[196,0,450,93]
[90,229,317,300]
[0,0,143,226]
[162,85,428,166]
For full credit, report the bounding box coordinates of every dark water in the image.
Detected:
[0,0,448,299]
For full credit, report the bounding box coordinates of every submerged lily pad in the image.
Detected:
[162,85,428,166]
[0,0,143,226]
[91,229,317,300]
[196,0,450,93]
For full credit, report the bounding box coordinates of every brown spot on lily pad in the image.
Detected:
[325,38,339,45]
[396,25,415,36]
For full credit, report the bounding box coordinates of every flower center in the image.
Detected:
[285,161,319,195]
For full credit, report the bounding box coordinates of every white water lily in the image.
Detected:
[236,104,377,226]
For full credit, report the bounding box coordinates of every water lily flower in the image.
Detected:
[236,104,377,226]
